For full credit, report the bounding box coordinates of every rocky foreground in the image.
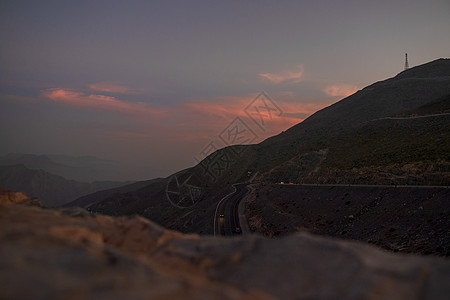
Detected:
[1,190,449,300]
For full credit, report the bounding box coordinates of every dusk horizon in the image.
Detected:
[1,0,449,180]
[1,2,450,297]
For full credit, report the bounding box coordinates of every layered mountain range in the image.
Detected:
[0,164,129,207]
[0,154,139,206]
[7,59,448,254]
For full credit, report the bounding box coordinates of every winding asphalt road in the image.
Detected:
[214,183,248,236]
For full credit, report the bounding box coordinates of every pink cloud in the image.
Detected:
[258,65,304,84]
[42,88,162,116]
[88,82,146,94]
[181,96,252,119]
[172,94,329,142]
[41,88,330,146]
[280,101,331,116]
[42,89,328,129]
[323,84,358,97]
[41,89,256,132]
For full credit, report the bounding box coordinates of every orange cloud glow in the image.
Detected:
[280,101,331,116]
[173,94,329,141]
[41,88,329,145]
[258,65,304,84]
[323,84,358,97]
[181,96,253,119]
[42,88,162,116]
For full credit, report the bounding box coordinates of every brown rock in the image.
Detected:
[0,188,41,206]
[1,201,449,300]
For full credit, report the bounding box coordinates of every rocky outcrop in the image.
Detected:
[0,188,41,206]
[1,192,449,300]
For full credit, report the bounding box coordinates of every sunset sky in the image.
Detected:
[1,0,449,180]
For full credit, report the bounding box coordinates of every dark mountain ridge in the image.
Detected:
[214,58,450,185]
[274,59,450,139]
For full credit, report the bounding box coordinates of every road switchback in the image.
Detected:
[214,183,248,236]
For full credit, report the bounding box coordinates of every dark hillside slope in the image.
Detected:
[288,58,450,134]
[402,93,450,116]
[190,58,450,185]
[245,184,450,256]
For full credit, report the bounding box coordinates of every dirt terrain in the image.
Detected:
[245,184,450,256]
[2,189,450,300]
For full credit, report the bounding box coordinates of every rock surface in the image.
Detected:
[0,187,41,206]
[1,192,449,300]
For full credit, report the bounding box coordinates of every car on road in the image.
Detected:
[219,214,224,218]
[235,227,241,233]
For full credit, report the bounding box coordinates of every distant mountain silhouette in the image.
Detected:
[0,153,145,182]
[0,153,68,174]
[0,164,129,207]
[64,178,161,209]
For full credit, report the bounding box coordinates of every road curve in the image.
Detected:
[214,184,248,236]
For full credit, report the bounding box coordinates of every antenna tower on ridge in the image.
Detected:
[404,53,409,71]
